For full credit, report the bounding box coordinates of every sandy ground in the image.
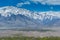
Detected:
[0,30,60,37]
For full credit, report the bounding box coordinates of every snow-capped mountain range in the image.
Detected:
[0,6,60,29]
[0,6,60,20]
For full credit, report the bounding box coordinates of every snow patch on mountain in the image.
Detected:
[0,6,60,21]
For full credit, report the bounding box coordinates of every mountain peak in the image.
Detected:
[0,6,31,17]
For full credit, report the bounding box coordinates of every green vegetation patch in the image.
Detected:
[0,36,60,40]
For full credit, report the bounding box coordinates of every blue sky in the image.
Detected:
[0,0,60,12]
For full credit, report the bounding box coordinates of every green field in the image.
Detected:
[0,36,60,40]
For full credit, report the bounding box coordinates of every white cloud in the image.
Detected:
[17,1,30,7]
[30,0,60,5]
